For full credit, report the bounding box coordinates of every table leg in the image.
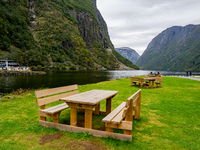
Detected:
[149,81,152,87]
[152,81,155,87]
[94,103,100,115]
[85,109,92,129]
[106,97,112,115]
[70,108,77,126]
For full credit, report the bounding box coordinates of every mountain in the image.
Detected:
[136,24,200,71]
[0,0,139,70]
[115,47,140,64]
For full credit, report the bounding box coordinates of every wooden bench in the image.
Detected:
[35,84,79,123]
[155,77,162,87]
[102,89,141,136]
[131,77,145,87]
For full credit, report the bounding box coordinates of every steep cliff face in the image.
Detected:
[0,0,139,70]
[115,47,140,64]
[92,0,113,48]
[136,24,200,71]
[69,9,108,49]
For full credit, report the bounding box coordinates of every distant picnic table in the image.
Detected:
[131,76,162,88]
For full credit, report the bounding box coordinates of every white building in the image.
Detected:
[0,59,19,70]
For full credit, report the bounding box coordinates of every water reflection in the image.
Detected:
[0,70,200,93]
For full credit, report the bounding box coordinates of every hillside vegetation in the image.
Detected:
[136,25,200,71]
[0,0,138,70]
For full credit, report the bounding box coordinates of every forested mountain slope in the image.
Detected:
[0,0,138,70]
[136,24,200,71]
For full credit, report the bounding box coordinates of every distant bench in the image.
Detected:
[131,76,162,88]
[102,89,141,137]
[154,77,162,87]
[131,77,146,87]
[35,85,79,123]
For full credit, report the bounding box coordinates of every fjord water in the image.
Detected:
[0,70,200,93]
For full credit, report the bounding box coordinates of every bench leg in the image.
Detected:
[70,108,77,126]
[124,94,134,135]
[40,105,46,121]
[53,112,61,123]
[106,127,113,133]
[124,130,132,135]
[40,116,46,121]
[135,91,141,120]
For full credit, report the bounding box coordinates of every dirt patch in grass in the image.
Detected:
[41,134,107,150]
[39,132,64,145]
[67,140,107,150]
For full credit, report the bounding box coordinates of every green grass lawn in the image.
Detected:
[0,77,200,150]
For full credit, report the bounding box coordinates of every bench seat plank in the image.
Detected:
[40,103,69,115]
[111,107,125,124]
[102,102,126,123]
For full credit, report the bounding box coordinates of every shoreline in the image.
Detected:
[0,70,46,76]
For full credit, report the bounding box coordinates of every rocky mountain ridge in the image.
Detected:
[115,47,140,64]
[0,0,138,70]
[136,24,200,71]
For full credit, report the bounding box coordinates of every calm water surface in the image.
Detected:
[0,70,200,93]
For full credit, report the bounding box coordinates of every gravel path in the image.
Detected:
[174,76,200,81]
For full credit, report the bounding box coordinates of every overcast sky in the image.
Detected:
[97,0,200,55]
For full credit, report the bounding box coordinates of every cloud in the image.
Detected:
[97,0,200,55]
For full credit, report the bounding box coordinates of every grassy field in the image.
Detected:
[0,77,200,150]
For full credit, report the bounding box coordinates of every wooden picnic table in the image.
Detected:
[60,90,118,129]
[144,78,156,87]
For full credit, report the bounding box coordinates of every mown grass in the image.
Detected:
[0,77,200,150]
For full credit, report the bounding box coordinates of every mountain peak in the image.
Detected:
[115,47,140,64]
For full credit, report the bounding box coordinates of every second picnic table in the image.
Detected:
[60,89,118,129]
[144,77,156,87]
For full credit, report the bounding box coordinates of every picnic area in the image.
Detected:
[131,73,162,88]
[0,76,200,149]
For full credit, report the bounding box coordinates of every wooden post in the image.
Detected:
[40,105,46,121]
[135,90,141,120]
[94,103,100,115]
[85,109,92,129]
[105,123,113,132]
[106,128,113,132]
[53,112,60,123]
[152,81,155,87]
[124,97,133,135]
[131,77,133,86]
[106,97,112,115]
[70,108,77,126]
